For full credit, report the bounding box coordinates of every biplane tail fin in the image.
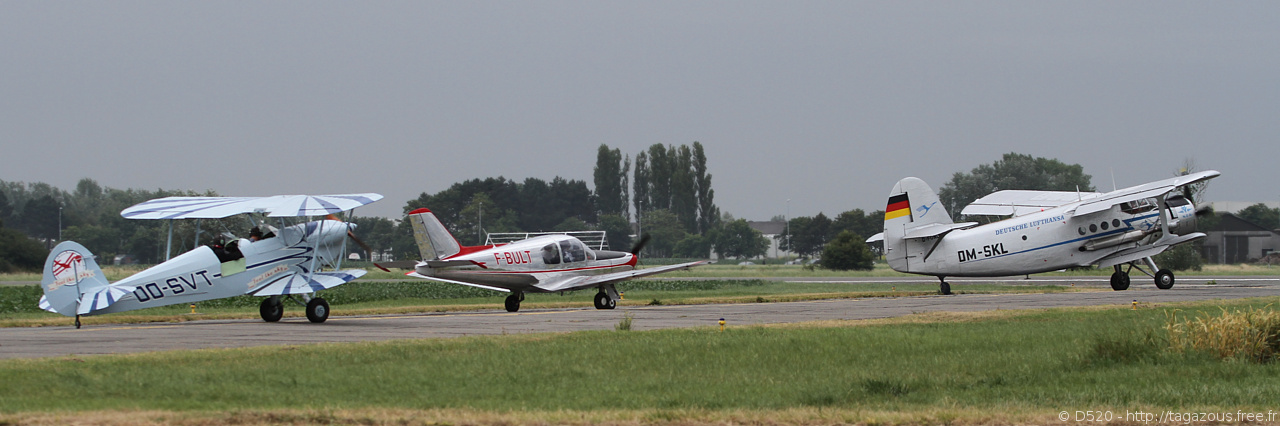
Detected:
[882,177,953,270]
[39,241,111,317]
[406,208,462,260]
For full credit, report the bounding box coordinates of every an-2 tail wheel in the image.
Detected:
[504,294,521,312]
[1110,272,1131,291]
[1154,269,1175,290]
[306,297,330,323]
[260,298,284,322]
[939,281,952,295]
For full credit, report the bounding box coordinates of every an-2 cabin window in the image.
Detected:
[1120,199,1156,215]
[541,244,561,265]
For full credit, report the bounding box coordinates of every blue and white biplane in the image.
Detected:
[39,194,382,327]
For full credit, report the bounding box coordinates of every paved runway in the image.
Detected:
[1,277,1276,359]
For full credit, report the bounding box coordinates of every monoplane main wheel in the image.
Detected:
[306,297,330,323]
[1154,269,1175,290]
[593,292,616,310]
[260,298,284,322]
[1109,272,1130,291]
[504,294,521,312]
[939,281,952,295]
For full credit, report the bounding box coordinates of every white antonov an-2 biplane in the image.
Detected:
[386,208,709,312]
[39,194,382,327]
[869,171,1219,294]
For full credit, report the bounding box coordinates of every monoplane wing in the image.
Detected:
[534,260,712,293]
[405,272,515,293]
[1070,171,1219,217]
[250,269,367,296]
[961,190,1103,217]
[121,194,384,219]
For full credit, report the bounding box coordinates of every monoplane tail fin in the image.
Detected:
[407,208,462,260]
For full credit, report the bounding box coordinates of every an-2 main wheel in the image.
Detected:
[306,297,330,323]
[1110,272,1130,291]
[1154,269,1175,290]
[260,297,283,322]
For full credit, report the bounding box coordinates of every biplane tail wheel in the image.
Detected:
[306,297,330,323]
[260,297,284,322]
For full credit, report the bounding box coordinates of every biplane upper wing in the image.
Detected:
[120,194,384,219]
[1071,171,1219,216]
[961,190,1104,217]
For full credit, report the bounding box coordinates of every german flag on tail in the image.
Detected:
[885,193,911,221]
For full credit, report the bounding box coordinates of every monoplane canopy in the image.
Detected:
[121,194,383,220]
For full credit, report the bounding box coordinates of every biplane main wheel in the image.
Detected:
[1110,272,1130,291]
[939,281,952,295]
[260,298,284,322]
[1154,269,1175,290]
[306,297,330,323]
[504,294,521,312]
[593,292,616,310]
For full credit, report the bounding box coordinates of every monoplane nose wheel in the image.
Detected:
[259,297,284,322]
[504,293,522,312]
[306,297,330,323]
[593,291,617,309]
[1109,271,1131,291]
[1154,269,1175,290]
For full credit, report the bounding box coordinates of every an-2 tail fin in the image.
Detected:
[406,208,462,261]
[40,241,111,317]
[882,177,953,270]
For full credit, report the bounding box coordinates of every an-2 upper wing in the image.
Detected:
[961,190,1103,217]
[1071,171,1219,216]
[121,194,383,220]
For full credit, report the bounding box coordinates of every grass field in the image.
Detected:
[2,297,1278,425]
[0,279,1079,327]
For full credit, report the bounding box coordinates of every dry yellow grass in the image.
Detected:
[1166,305,1280,362]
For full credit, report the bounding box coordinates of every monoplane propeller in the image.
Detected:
[630,233,651,256]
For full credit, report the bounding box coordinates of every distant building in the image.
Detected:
[1201,213,1280,264]
[747,221,793,259]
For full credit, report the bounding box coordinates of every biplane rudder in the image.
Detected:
[40,241,110,317]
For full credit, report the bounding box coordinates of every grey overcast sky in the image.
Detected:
[2,1,1277,220]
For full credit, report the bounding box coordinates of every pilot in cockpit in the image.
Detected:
[248,226,276,242]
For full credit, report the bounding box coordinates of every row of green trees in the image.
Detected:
[0,178,223,268]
